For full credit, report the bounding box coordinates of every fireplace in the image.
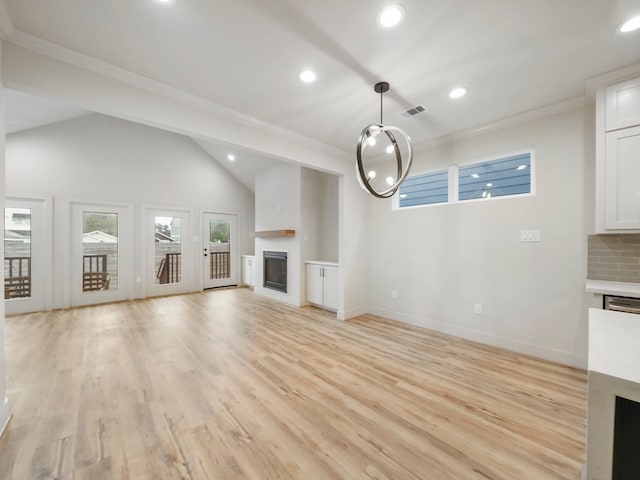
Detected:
[264,251,287,293]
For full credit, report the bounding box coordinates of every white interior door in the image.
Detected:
[203,212,237,289]
[4,197,49,314]
[146,208,192,297]
[70,202,132,306]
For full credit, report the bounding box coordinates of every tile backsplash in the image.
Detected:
[587,234,640,283]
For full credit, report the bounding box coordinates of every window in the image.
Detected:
[398,169,449,208]
[395,150,533,210]
[5,207,32,299]
[155,216,182,285]
[82,211,118,291]
[458,152,531,201]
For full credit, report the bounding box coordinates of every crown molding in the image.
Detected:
[0,0,14,39]
[5,29,352,162]
[584,61,640,97]
[414,96,589,151]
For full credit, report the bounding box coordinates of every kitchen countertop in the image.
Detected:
[589,308,640,383]
[586,279,640,298]
[305,260,339,266]
[586,308,640,478]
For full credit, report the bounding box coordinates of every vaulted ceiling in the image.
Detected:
[2,0,640,155]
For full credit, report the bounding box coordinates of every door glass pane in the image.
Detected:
[155,216,182,285]
[209,219,230,280]
[4,207,32,299]
[82,211,118,291]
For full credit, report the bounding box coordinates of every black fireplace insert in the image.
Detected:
[264,251,287,293]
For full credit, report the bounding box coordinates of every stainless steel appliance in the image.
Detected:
[604,295,640,314]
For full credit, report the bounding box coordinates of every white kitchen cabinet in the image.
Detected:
[604,126,640,229]
[306,261,338,311]
[596,74,640,232]
[241,255,255,287]
[605,76,640,131]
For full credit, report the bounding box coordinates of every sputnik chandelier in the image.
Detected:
[356,81,413,198]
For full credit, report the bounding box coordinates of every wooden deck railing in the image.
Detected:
[83,254,110,291]
[157,252,181,284]
[210,251,230,279]
[4,257,31,299]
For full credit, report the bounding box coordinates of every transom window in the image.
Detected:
[398,169,449,208]
[395,150,533,209]
[458,152,531,201]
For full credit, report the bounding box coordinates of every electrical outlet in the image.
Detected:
[391,289,399,299]
[474,303,482,315]
[520,230,541,242]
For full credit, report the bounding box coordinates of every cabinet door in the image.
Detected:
[606,77,640,131]
[322,265,339,310]
[306,264,323,305]
[605,126,640,229]
[242,256,255,287]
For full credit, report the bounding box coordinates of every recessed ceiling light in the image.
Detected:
[299,69,317,83]
[449,87,467,99]
[377,4,405,29]
[227,154,235,162]
[619,15,640,33]
[156,0,174,4]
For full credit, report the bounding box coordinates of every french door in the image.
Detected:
[202,212,237,289]
[70,202,132,306]
[4,197,48,314]
[146,208,192,297]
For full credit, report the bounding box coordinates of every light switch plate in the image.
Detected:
[520,230,541,242]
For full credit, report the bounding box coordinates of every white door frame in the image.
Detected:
[4,195,52,314]
[144,206,193,297]
[202,211,238,289]
[70,201,133,307]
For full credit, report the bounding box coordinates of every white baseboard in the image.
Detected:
[0,397,11,438]
[339,305,369,321]
[367,306,586,369]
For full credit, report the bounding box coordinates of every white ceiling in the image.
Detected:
[193,138,283,192]
[3,0,640,154]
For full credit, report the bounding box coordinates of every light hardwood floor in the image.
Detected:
[0,288,587,479]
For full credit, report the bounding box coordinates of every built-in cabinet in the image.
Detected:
[241,255,255,287]
[596,75,640,232]
[305,261,338,311]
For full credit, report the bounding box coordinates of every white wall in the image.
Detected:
[1,41,370,320]
[321,173,339,262]
[5,113,255,308]
[0,43,11,436]
[301,167,339,263]
[254,165,341,309]
[367,106,591,367]
[254,163,302,306]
